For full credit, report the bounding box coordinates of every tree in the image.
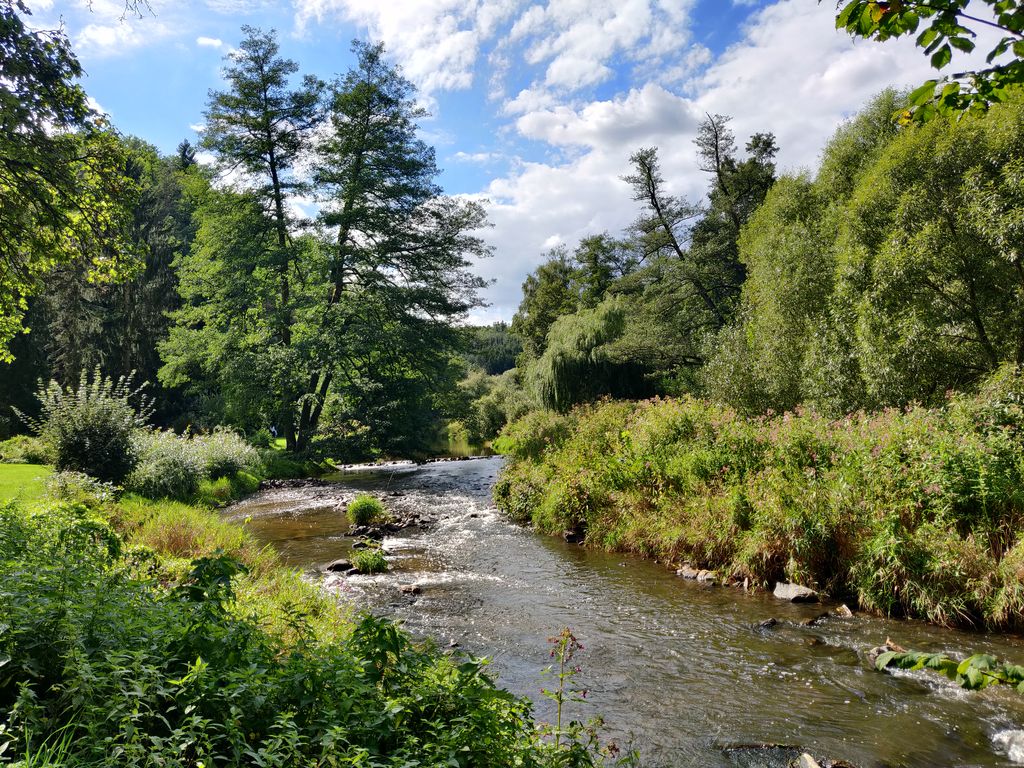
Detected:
[0,1,137,360]
[707,89,1024,415]
[163,37,488,454]
[199,26,323,447]
[510,250,580,359]
[835,0,1024,122]
[612,120,777,389]
[305,40,488,451]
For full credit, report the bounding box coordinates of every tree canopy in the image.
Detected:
[0,0,137,361]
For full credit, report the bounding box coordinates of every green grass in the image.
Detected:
[0,463,51,502]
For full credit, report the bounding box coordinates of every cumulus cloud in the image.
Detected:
[196,36,224,48]
[461,0,1005,320]
[291,0,705,107]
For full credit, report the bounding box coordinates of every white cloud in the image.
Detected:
[294,0,515,94]
[196,36,224,48]
[692,0,1000,170]
[291,0,705,108]
[452,151,502,163]
[464,0,1005,320]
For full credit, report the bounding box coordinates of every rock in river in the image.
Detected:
[773,582,819,603]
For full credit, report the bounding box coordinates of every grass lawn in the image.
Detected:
[0,463,51,502]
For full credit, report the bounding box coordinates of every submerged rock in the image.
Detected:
[773,582,819,603]
[563,529,585,544]
[398,584,422,595]
[676,565,701,579]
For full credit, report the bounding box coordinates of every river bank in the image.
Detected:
[0,460,613,767]
[492,370,1024,631]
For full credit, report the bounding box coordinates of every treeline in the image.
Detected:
[1,21,503,459]
[462,88,1024,439]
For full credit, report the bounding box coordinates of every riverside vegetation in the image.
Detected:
[0,374,631,767]
[494,365,1024,631]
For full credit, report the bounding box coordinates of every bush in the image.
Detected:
[45,471,118,507]
[0,500,571,768]
[347,494,384,526]
[124,430,205,501]
[0,435,51,464]
[247,427,275,449]
[352,545,388,574]
[195,471,261,508]
[20,370,150,483]
[194,429,261,479]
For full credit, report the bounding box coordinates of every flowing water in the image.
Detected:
[229,456,1024,768]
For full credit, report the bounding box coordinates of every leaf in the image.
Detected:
[931,44,952,69]
[949,36,975,53]
[917,26,938,48]
[909,80,937,105]
[875,650,898,670]
[836,1,860,28]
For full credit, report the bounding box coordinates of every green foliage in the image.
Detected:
[0,497,577,767]
[194,428,260,479]
[876,649,1024,693]
[21,370,150,484]
[195,472,260,508]
[463,322,523,375]
[0,2,139,360]
[163,35,487,455]
[351,545,388,574]
[710,89,1024,415]
[44,471,117,508]
[836,1,1024,122]
[0,435,50,465]
[531,300,647,412]
[496,368,1024,628]
[124,430,205,501]
[347,494,384,526]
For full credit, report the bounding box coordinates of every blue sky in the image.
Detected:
[31,0,993,322]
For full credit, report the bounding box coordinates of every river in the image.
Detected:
[229,456,1024,767]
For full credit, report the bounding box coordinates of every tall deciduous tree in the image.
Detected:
[163,36,488,453]
[199,26,323,447]
[303,40,489,451]
[0,0,137,360]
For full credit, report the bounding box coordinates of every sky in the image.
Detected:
[27,0,997,323]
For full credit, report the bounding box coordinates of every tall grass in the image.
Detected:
[494,366,1024,629]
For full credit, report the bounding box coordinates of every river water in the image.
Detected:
[229,456,1024,768]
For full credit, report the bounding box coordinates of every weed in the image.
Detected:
[347,494,384,526]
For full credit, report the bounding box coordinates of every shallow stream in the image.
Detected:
[229,456,1024,767]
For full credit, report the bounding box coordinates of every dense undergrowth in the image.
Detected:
[0,484,625,766]
[494,365,1024,630]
